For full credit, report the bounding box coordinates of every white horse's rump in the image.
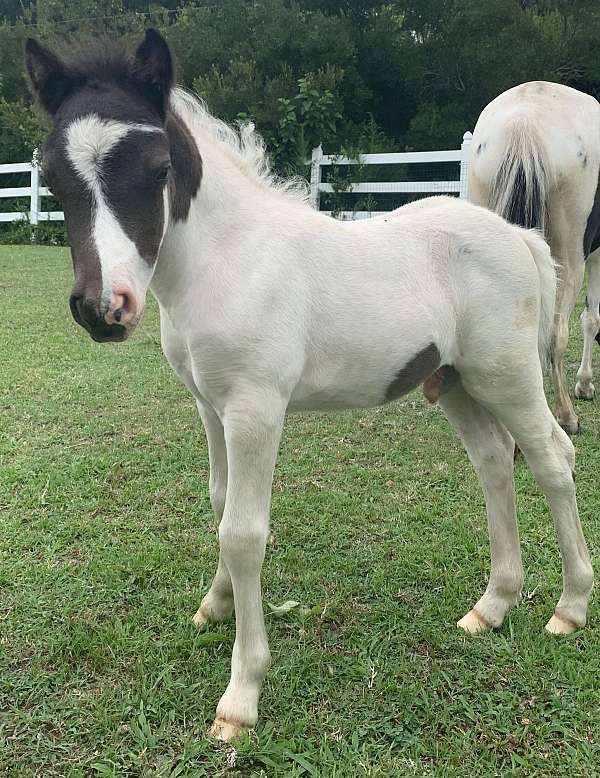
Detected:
[27,33,594,743]
[469,80,600,432]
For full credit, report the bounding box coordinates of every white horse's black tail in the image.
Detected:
[487,116,549,234]
[485,116,555,365]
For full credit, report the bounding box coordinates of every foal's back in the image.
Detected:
[288,196,544,411]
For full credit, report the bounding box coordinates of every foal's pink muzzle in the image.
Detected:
[105,288,138,330]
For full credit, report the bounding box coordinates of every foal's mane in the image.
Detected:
[170,88,310,203]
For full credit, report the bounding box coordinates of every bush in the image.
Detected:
[0,220,68,246]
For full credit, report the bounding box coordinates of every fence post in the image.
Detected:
[310,144,323,210]
[459,131,473,200]
[30,148,40,227]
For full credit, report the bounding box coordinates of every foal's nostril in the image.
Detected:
[106,290,135,327]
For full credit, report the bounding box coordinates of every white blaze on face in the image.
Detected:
[65,114,166,310]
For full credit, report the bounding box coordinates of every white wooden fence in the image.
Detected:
[0,132,473,227]
[310,131,473,219]
[0,154,63,225]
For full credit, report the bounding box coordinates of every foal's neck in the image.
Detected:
[151,121,274,307]
[152,109,315,319]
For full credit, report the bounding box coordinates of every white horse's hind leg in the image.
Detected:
[193,401,234,628]
[548,235,585,433]
[439,381,522,633]
[492,397,593,633]
[575,248,600,401]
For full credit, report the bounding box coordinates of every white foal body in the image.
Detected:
[154,94,591,737]
[27,32,594,742]
[469,80,600,433]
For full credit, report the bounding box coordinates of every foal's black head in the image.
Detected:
[25,30,201,342]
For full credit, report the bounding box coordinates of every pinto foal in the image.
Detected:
[26,31,593,740]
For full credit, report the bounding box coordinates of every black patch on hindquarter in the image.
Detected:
[385,343,441,402]
[166,111,202,223]
[583,171,600,258]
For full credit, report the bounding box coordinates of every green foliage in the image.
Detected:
[0,98,46,163]
[0,219,68,245]
[4,0,600,239]
[270,68,343,175]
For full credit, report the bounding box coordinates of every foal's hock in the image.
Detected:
[26,29,594,741]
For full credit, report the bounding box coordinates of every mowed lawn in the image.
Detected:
[1,245,599,778]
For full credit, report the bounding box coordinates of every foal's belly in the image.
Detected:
[288,341,441,411]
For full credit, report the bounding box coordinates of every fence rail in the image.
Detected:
[1,133,474,228]
[310,131,473,219]
[0,158,64,226]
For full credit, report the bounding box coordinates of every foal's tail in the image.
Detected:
[518,228,557,368]
[487,115,550,235]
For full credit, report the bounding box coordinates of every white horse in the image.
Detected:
[469,81,600,434]
[26,32,593,741]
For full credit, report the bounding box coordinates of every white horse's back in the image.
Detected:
[472,81,600,189]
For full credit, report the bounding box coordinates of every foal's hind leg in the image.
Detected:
[439,382,523,632]
[576,247,600,401]
[193,400,234,628]
[486,394,593,633]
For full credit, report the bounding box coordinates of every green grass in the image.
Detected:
[0,245,599,777]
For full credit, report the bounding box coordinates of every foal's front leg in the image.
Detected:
[209,398,286,741]
[193,400,234,628]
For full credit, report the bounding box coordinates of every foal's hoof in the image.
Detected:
[209,717,249,742]
[575,383,595,401]
[457,609,491,634]
[192,599,233,628]
[192,607,210,629]
[545,613,579,635]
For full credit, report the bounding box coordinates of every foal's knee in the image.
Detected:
[219,520,269,569]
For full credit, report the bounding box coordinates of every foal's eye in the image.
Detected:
[154,163,171,184]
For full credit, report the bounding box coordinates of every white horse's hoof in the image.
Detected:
[545,613,579,635]
[558,418,580,435]
[209,717,249,741]
[575,383,595,401]
[457,609,491,633]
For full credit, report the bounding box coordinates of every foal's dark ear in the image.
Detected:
[25,39,74,115]
[130,29,173,116]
